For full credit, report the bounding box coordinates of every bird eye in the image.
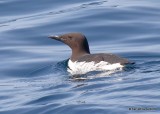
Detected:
[68,36,72,39]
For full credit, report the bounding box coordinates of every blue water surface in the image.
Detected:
[0,0,160,114]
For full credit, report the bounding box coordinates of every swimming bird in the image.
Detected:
[49,33,134,75]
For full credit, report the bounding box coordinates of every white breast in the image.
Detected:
[67,59,124,75]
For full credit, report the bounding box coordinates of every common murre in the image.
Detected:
[49,33,134,75]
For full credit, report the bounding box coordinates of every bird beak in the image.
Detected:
[48,35,61,41]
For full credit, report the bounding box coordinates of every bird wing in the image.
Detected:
[77,53,133,65]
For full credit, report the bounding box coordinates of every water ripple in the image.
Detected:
[1,0,160,114]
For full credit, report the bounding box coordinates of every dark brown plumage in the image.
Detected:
[49,32,134,65]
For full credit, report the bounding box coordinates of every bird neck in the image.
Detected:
[71,48,90,62]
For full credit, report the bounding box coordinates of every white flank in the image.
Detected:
[67,59,124,75]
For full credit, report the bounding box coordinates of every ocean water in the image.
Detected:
[0,0,160,114]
